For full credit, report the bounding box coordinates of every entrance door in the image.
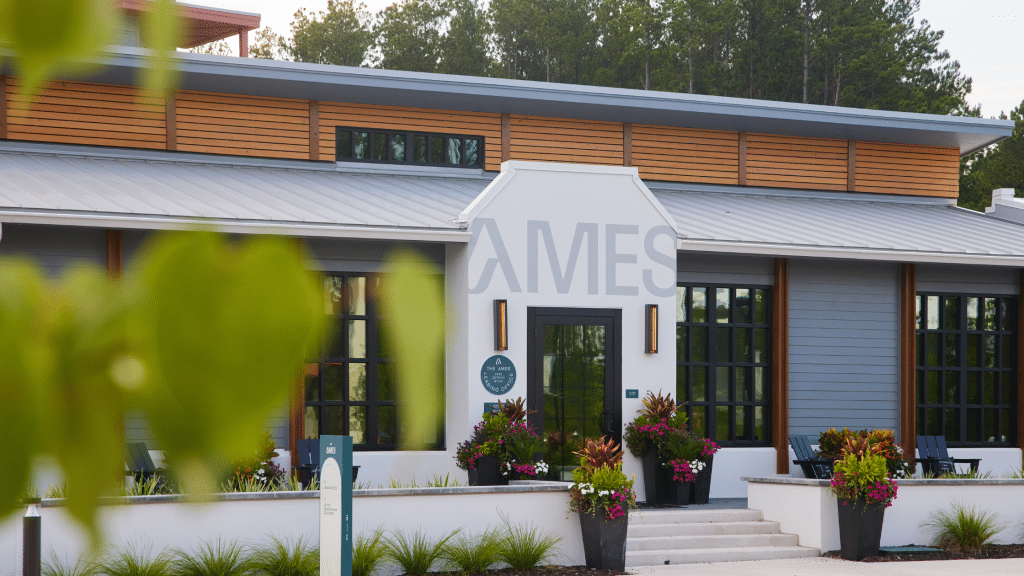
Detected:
[527,308,621,478]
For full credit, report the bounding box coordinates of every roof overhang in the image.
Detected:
[120,0,260,48]
[7,48,1012,155]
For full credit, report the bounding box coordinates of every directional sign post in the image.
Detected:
[319,435,353,576]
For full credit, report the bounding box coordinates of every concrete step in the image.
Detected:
[624,545,821,566]
[629,508,763,525]
[628,520,781,538]
[627,532,799,551]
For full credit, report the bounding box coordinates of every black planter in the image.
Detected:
[641,449,690,506]
[578,507,628,571]
[837,498,886,561]
[688,455,714,504]
[467,456,508,486]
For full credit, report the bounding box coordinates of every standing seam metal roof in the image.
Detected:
[2,143,1024,265]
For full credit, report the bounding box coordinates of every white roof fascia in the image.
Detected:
[678,239,1024,267]
[0,210,471,243]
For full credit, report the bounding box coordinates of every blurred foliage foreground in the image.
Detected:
[0,231,324,539]
[0,229,449,548]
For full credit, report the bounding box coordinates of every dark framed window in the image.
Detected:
[335,127,483,168]
[676,285,772,446]
[915,293,1017,446]
[303,274,408,451]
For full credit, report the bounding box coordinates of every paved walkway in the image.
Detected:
[628,557,1024,575]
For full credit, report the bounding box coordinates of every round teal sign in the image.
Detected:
[481,355,517,395]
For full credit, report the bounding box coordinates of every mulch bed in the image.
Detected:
[824,544,1024,562]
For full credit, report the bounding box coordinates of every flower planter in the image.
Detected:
[689,455,714,504]
[836,498,885,561]
[467,456,508,486]
[641,449,689,506]
[578,507,628,571]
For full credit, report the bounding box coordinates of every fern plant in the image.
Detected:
[922,502,1007,552]
[495,520,561,569]
[441,529,501,573]
[352,528,389,576]
[96,543,173,576]
[170,540,250,576]
[248,535,318,576]
[386,528,458,575]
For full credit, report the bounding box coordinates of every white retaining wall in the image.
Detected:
[747,476,1024,552]
[0,484,581,574]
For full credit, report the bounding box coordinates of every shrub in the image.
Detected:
[96,543,173,576]
[922,502,1006,552]
[170,540,250,576]
[386,528,459,576]
[441,529,501,573]
[43,553,98,576]
[247,535,318,576]
[352,528,389,576]
[569,438,635,521]
[829,453,898,507]
[495,521,561,569]
[227,431,285,490]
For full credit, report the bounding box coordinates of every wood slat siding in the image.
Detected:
[746,133,848,191]
[5,80,166,149]
[318,102,502,170]
[788,260,900,436]
[855,141,960,197]
[510,115,623,166]
[176,91,309,159]
[632,124,739,185]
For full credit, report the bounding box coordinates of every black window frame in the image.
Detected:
[303,273,443,452]
[676,283,773,447]
[335,126,484,168]
[915,292,1017,447]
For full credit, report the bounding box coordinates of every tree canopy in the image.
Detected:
[959,99,1024,211]
[263,0,977,118]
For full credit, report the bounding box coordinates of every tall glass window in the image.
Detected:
[304,274,438,450]
[916,294,1017,446]
[676,285,772,446]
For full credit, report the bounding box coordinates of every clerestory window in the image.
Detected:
[335,127,483,168]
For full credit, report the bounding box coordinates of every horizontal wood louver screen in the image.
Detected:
[632,125,739,184]
[176,91,309,159]
[509,115,623,166]
[855,141,959,197]
[318,103,502,170]
[5,80,165,149]
[746,133,848,191]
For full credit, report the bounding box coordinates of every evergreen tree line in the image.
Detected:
[249,0,974,116]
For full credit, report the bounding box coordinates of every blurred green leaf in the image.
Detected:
[378,249,444,451]
[139,0,182,97]
[0,260,49,518]
[129,232,324,495]
[46,265,133,543]
[0,0,119,109]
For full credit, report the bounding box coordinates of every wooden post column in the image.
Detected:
[623,123,632,167]
[501,113,511,162]
[772,258,790,474]
[106,229,123,278]
[900,263,917,459]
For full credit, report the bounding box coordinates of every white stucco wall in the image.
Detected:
[748,477,1024,552]
[0,485,581,574]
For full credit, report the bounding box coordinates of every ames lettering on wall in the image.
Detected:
[468,218,676,297]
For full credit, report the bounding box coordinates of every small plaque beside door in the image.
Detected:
[625,389,639,399]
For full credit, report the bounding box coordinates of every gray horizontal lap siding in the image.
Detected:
[916,263,1019,295]
[677,252,774,285]
[0,223,105,277]
[788,259,900,438]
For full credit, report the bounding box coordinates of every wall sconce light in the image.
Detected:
[494,299,508,351]
[645,304,658,354]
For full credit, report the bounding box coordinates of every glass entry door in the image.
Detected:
[527,308,621,479]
